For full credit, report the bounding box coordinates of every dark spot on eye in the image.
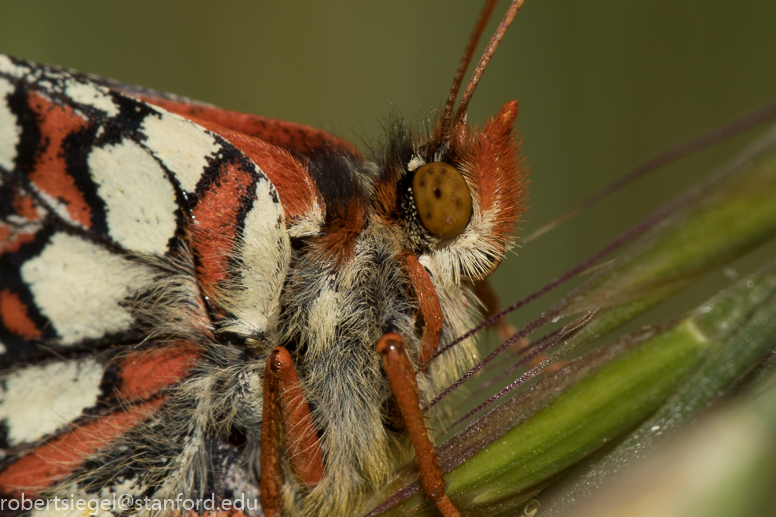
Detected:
[411,161,473,238]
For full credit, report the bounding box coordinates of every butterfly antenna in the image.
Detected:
[441,0,501,141]
[453,0,525,129]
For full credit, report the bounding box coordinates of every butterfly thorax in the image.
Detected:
[269,149,479,514]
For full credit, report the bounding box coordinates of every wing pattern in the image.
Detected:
[0,54,311,514]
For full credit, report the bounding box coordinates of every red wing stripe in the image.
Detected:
[0,227,37,258]
[116,345,198,401]
[26,91,93,229]
[187,155,290,334]
[141,97,362,160]
[190,161,255,295]
[185,118,320,221]
[0,55,120,118]
[0,398,165,496]
[3,66,185,257]
[0,289,41,341]
[3,55,300,347]
[12,191,41,221]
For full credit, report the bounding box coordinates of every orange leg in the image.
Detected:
[260,347,325,517]
[376,333,461,517]
[399,252,444,364]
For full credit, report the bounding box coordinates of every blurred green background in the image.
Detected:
[3,1,776,341]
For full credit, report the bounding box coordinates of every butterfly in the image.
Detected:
[0,1,530,516]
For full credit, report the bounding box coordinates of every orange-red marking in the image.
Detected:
[12,191,40,221]
[117,345,199,401]
[376,334,460,517]
[187,120,321,220]
[261,347,324,517]
[141,98,361,159]
[452,100,527,250]
[399,252,444,363]
[0,224,37,257]
[0,398,165,495]
[27,92,92,228]
[311,200,365,265]
[0,289,42,340]
[190,162,254,295]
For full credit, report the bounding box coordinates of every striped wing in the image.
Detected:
[0,54,298,507]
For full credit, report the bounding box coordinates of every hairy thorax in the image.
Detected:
[276,213,477,515]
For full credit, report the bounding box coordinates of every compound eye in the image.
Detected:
[411,162,473,239]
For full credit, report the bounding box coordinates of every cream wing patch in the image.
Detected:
[20,232,153,345]
[0,77,20,175]
[0,54,29,81]
[89,139,178,255]
[64,79,120,117]
[222,177,289,336]
[0,358,104,446]
[0,54,118,117]
[141,107,220,193]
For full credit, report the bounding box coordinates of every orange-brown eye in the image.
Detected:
[411,162,473,239]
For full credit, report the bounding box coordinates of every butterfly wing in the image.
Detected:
[0,54,311,508]
[97,77,361,159]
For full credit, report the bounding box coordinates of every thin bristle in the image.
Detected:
[422,157,722,408]
[523,99,776,244]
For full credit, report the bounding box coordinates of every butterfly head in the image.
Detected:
[373,99,526,282]
[373,0,528,281]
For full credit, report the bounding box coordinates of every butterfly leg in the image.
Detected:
[399,252,444,364]
[260,346,325,517]
[376,333,461,517]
